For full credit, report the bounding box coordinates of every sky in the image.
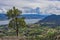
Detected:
[0,0,60,15]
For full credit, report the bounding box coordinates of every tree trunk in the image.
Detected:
[15,17,18,36]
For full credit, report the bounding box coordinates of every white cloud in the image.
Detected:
[0,0,60,15]
[0,8,7,13]
[0,0,59,9]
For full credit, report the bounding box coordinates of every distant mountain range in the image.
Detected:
[1,13,60,27]
[36,14,60,27]
[20,14,47,19]
[0,13,47,20]
[0,14,8,20]
[0,13,48,25]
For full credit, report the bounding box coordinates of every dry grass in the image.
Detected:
[0,36,29,40]
[0,36,23,40]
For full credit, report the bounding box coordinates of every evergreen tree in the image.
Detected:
[7,7,26,36]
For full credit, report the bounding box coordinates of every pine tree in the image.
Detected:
[7,7,26,36]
